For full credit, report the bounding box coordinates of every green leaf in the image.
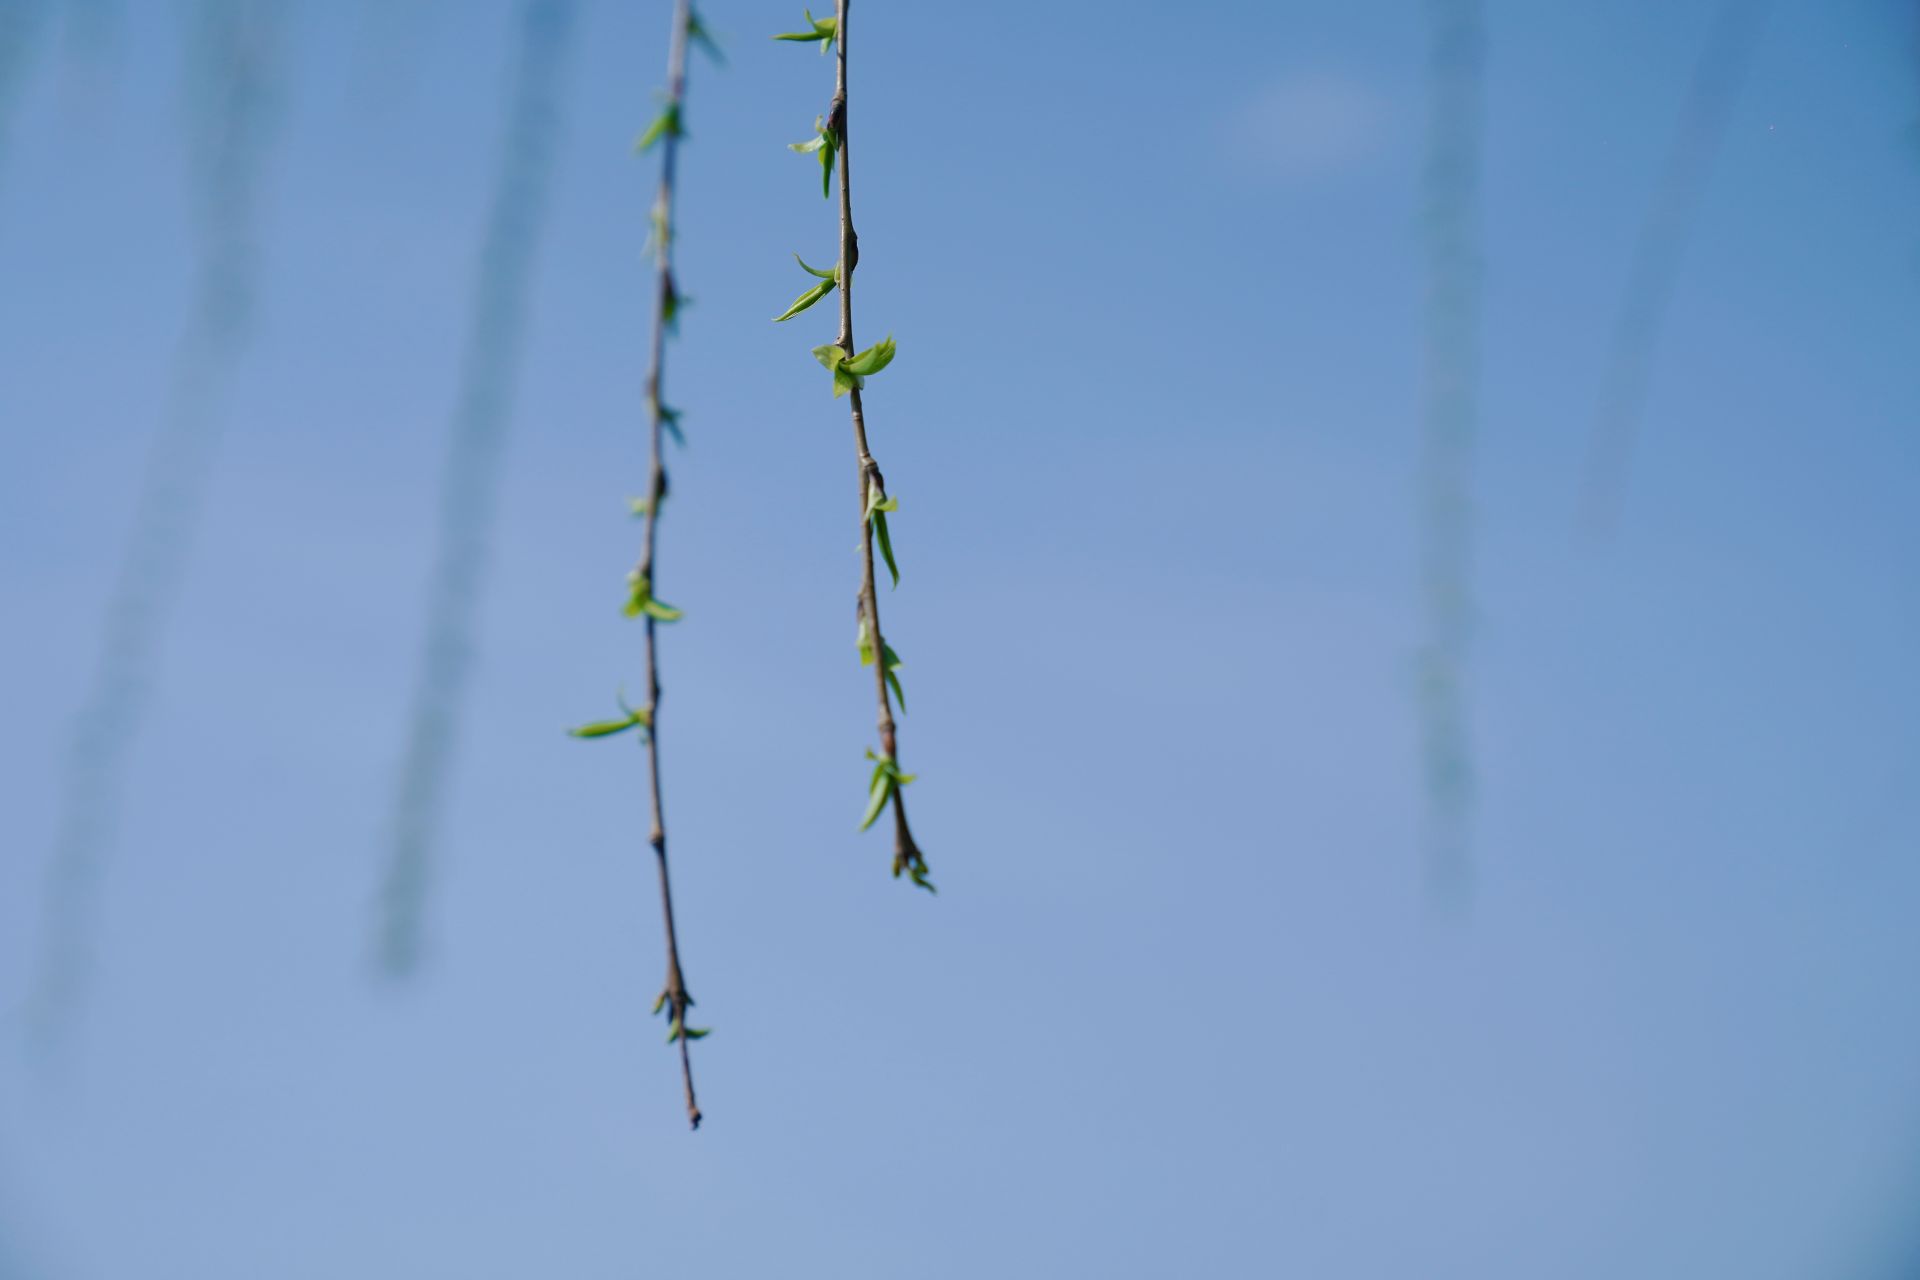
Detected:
[858,620,905,710]
[634,102,684,153]
[682,1026,712,1040]
[872,509,899,589]
[625,572,680,622]
[860,769,893,831]
[880,642,906,712]
[569,691,651,740]
[666,1018,683,1043]
[774,277,834,322]
[811,337,892,397]
[568,711,646,739]
[862,481,898,521]
[844,335,896,377]
[568,717,638,740]
[815,342,862,393]
[662,281,691,334]
[794,253,837,280]
[687,9,724,62]
[789,118,837,197]
[651,990,669,1015]
[644,196,671,256]
[772,8,836,48]
[775,252,839,321]
[654,400,685,447]
[859,749,917,830]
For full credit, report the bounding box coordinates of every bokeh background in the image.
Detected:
[2,1,1918,1275]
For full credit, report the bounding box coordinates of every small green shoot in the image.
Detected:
[662,277,689,333]
[772,8,836,53]
[629,469,668,516]
[864,481,900,588]
[687,9,724,63]
[775,255,838,322]
[634,101,684,153]
[644,195,671,256]
[652,397,685,447]
[857,618,906,712]
[789,117,838,198]
[860,748,917,832]
[810,335,895,397]
[569,693,651,740]
[625,571,684,623]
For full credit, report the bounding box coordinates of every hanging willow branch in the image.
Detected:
[774,0,930,890]
[567,0,716,1131]
[376,0,575,975]
[1417,0,1484,901]
[31,0,285,1047]
[0,0,53,194]
[1575,0,1771,536]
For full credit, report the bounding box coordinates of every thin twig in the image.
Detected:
[831,0,925,885]
[1418,0,1483,902]
[31,0,285,1047]
[376,0,574,975]
[0,0,55,196]
[636,0,701,1131]
[1575,0,1771,537]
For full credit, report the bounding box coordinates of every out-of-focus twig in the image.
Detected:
[1417,0,1485,901]
[1577,1,1772,536]
[377,0,576,976]
[31,0,285,1048]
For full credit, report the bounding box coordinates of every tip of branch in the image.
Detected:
[688,1107,703,1130]
[891,820,934,894]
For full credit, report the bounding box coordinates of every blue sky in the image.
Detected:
[1,1,1918,1275]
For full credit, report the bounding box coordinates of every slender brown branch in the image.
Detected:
[636,0,700,1130]
[831,0,926,885]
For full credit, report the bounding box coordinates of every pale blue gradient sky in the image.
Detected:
[1,1,1918,1276]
